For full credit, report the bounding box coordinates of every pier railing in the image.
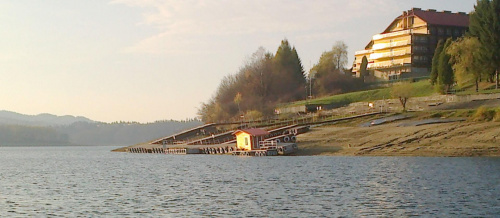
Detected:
[259,141,278,150]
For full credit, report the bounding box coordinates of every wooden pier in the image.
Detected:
[121,112,388,156]
[232,149,278,156]
[126,142,298,156]
[127,124,306,157]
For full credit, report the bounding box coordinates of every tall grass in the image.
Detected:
[472,106,497,121]
[494,109,500,122]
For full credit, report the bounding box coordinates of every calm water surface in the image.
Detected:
[0,146,499,217]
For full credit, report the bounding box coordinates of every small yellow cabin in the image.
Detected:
[234,128,270,151]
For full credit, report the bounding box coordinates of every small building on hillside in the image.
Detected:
[352,8,469,80]
[234,128,270,151]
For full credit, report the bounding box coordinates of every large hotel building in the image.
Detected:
[352,8,469,80]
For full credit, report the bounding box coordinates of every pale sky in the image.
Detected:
[0,0,476,123]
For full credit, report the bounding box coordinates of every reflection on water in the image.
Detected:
[0,146,499,216]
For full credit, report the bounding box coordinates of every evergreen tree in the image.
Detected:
[291,47,306,84]
[469,0,500,88]
[437,38,454,94]
[198,40,308,122]
[430,39,444,85]
[271,39,306,102]
[359,56,369,81]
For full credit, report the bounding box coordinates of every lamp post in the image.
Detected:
[309,70,317,99]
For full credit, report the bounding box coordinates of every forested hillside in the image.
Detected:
[55,121,201,146]
[0,125,70,146]
[0,111,201,146]
[198,39,367,123]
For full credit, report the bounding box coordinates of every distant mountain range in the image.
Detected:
[0,110,202,146]
[0,110,94,126]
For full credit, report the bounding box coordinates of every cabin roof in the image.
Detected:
[233,128,270,136]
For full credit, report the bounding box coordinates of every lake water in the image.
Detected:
[0,146,499,217]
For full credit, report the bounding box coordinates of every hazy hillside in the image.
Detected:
[0,110,94,126]
[0,110,202,146]
[0,125,70,146]
[55,121,202,146]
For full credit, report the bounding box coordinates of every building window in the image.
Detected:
[446,28,452,36]
[414,55,429,63]
[245,137,249,146]
[430,36,437,43]
[414,36,420,42]
[413,46,428,52]
[389,74,399,80]
[414,36,428,43]
[430,27,436,35]
[438,28,444,36]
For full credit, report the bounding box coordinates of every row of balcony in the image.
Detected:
[372,40,411,50]
[369,49,410,60]
[356,40,412,56]
[354,49,371,55]
[367,59,409,69]
[372,29,412,40]
[372,25,428,41]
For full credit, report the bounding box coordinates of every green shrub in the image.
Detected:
[473,106,496,121]
[494,108,500,122]
[455,109,475,118]
[245,110,263,121]
[430,112,444,118]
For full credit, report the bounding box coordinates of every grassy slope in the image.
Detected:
[455,81,500,95]
[285,80,434,107]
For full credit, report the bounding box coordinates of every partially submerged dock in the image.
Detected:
[128,141,298,156]
[122,112,386,156]
[127,126,306,156]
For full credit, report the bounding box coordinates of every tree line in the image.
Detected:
[431,0,499,93]
[310,41,365,96]
[0,120,202,146]
[0,125,70,146]
[198,39,366,123]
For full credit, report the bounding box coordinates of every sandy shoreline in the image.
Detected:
[113,110,500,157]
[296,118,500,157]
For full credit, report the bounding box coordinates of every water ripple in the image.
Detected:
[0,147,499,217]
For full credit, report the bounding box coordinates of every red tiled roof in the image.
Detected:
[412,9,469,27]
[233,128,270,136]
[382,9,469,34]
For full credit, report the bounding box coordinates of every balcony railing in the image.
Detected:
[373,29,412,40]
[355,49,372,55]
[370,49,410,60]
[372,40,411,50]
[367,59,409,69]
